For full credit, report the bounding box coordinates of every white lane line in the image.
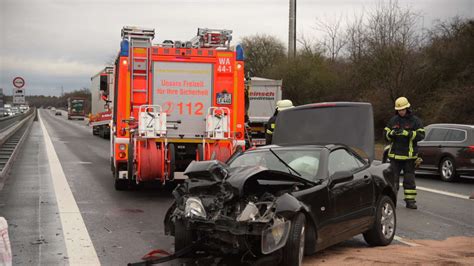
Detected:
[399,182,470,200]
[394,236,421,247]
[38,112,100,265]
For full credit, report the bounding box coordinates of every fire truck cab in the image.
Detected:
[111,26,246,190]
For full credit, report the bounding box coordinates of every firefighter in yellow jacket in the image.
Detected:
[384,97,425,209]
[265,100,294,145]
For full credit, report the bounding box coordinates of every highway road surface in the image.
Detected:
[0,109,473,265]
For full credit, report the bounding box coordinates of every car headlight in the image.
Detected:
[261,218,291,254]
[184,197,206,218]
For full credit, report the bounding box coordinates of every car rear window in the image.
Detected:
[426,128,449,141]
[446,129,466,142]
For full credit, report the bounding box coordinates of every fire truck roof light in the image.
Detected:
[236,44,244,61]
[120,40,129,56]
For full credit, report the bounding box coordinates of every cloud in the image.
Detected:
[1,56,102,77]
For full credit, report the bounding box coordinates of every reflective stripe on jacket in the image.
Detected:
[384,113,425,160]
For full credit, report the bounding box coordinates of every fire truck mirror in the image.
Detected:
[100,75,108,92]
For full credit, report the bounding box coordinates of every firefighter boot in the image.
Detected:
[405,200,418,209]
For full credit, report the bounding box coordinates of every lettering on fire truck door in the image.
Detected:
[152,62,213,138]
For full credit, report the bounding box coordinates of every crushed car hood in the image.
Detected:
[226,166,312,194]
[183,161,312,196]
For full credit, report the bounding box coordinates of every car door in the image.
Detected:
[328,148,373,238]
[418,127,449,170]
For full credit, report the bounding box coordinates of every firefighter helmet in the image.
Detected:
[277,99,294,111]
[394,97,410,110]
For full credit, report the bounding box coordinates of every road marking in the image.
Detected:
[399,182,470,200]
[394,236,421,247]
[38,112,100,265]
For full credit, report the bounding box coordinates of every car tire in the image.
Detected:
[281,213,305,266]
[439,157,458,182]
[363,195,396,246]
[174,219,193,252]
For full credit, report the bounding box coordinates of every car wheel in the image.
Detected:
[363,195,396,246]
[439,157,458,182]
[281,213,305,266]
[174,219,193,252]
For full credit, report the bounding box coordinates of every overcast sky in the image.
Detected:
[1,0,472,96]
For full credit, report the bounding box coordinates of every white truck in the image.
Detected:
[89,66,114,138]
[246,77,282,146]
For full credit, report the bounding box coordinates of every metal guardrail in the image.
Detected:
[0,109,34,133]
[0,108,36,181]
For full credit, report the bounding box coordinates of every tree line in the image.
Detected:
[241,2,473,139]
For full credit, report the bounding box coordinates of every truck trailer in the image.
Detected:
[111,26,246,190]
[67,97,86,120]
[89,67,114,138]
[246,77,282,146]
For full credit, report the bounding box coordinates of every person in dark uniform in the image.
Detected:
[384,97,425,209]
[265,99,294,145]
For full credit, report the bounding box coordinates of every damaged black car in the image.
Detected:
[164,102,398,265]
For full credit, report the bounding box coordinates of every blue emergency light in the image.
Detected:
[120,39,129,56]
[236,44,244,61]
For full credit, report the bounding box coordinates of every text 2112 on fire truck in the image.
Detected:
[111,26,246,190]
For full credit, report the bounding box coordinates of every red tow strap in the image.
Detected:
[142,249,171,260]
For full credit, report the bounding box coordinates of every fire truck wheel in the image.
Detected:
[114,179,128,191]
[92,126,99,136]
[167,143,176,180]
[110,157,115,173]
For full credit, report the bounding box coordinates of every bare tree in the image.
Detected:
[297,33,323,57]
[346,12,366,63]
[241,34,286,77]
[314,15,347,61]
[364,0,421,101]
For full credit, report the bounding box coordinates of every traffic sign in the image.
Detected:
[13,88,26,104]
[13,77,25,89]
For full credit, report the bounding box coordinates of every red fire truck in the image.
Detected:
[89,67,114,138]
[111,26,246,190]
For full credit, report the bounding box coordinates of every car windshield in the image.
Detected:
[229,149,321,182]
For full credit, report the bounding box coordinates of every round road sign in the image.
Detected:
[13,77,25,89]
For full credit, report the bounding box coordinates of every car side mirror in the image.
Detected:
[330,171,354,187]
